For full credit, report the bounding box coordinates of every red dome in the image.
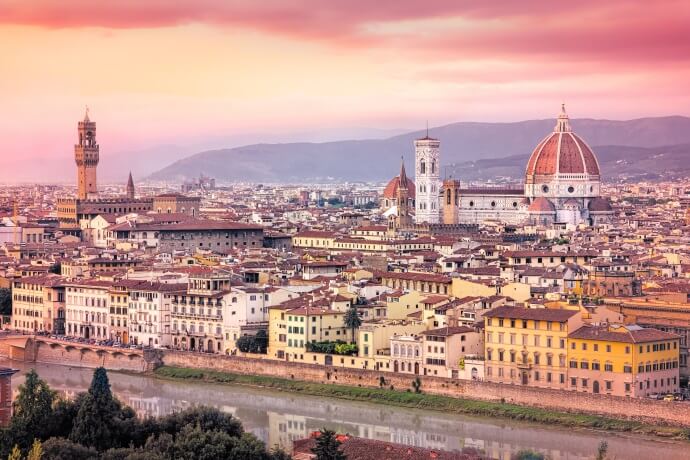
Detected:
[383,175,416,199]
[526,106,600,177]
[588,197,613,212]
[528,197,555,213]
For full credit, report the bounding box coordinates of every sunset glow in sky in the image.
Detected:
[2,0,690,179]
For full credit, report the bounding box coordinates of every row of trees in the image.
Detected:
[0,368,292,460]
[305,341,357,355]
[236,330,268,354]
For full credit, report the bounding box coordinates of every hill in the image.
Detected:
[148,116,690,183]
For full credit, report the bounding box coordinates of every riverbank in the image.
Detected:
[153,365,690,441]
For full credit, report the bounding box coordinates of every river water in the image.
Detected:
[2,359,687,460]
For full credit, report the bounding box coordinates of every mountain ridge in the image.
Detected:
[148,116,690,183]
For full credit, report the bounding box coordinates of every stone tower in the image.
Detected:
[395,157,413,229]
[442,179,460,224]
[75,108,99,200]
[126,171,135,199]
[414,133,441,224]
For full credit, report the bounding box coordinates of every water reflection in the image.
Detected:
[4,360,687,460]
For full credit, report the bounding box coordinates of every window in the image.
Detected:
[604,362,613,372]
[606,344,611,352]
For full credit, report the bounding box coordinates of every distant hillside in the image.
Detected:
[446,144,690,182]
[148,116,690,183]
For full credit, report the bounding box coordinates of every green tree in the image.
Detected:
[9,369,56,449]
[48,263,61,275]
[311,429,346,460]
[41,437,98,460]
[69,367,130,450]
[343,306,362,344]
[0,287,11,316]
[512,450,546,460]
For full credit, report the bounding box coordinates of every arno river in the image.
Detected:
[3,359,688,459]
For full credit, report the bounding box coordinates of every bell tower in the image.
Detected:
[75,107,99,200]
[414,128,441,224]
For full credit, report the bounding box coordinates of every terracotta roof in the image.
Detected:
[382,175,416,199]
[292,434,482,460]
[528,197,555,213]
[525,108,600,177]
[422,326,475,337]
[569,325,679,343]
[588,197,613,212]
[484,305,579,322]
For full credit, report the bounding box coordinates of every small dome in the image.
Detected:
[563,198,580,210]
[528,197,555,213]
[525,105,600,178]
[383,175,416,199]
[588,197,613,212]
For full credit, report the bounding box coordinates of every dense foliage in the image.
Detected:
[0,288,12,316]
[236,330,268,354]
[0,368,291,460]
[305,341,357,355]
[311,429,346,460]
[343,306,362,343]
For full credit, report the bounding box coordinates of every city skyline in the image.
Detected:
[1,0,690,180]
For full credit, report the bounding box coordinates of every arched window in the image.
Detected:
[447,189,451,205]
[431,161,436,174]
[420,161,426,174]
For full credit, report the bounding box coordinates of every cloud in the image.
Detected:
[3,0,689,67]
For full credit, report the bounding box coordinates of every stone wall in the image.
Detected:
[162,351,690,428]
[0,337,149,372]
[30,342,148,372]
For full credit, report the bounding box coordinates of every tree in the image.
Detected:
[9,369,56,448]
[311,429,346,460]
[0,287,11,316]
[41,437,98,460]
[70,367,128,450]
[26,440,43,460]
[343,306,362,344]
[596,440,609,460]
[236,331,268,354]
[48,263,61,275]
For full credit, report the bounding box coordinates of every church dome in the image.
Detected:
[525,105,600,178]
[588,197,613,213]
[383,175,416,199]
[528,197,555,213]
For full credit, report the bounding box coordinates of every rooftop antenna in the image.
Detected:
[426,120,429,138]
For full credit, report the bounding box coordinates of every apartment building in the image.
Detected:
[484,306,583,389]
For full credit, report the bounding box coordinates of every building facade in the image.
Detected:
[75,108,99,200]
[415,136,441,224]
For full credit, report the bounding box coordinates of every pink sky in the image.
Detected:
[1,0,689,179]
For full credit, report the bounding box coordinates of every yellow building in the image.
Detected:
[385,291,426,320]
[484,306,583,389]
[451,278,497,299]
[567,324,680,397]
[284,306,348,361]
[11,275,65,334]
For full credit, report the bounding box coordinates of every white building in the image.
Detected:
[129,281,185,348]
[65,280,112,340]
[223,286,295,352]
[414,135,441,224]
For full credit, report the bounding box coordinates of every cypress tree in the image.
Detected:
[70,367,121,450]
